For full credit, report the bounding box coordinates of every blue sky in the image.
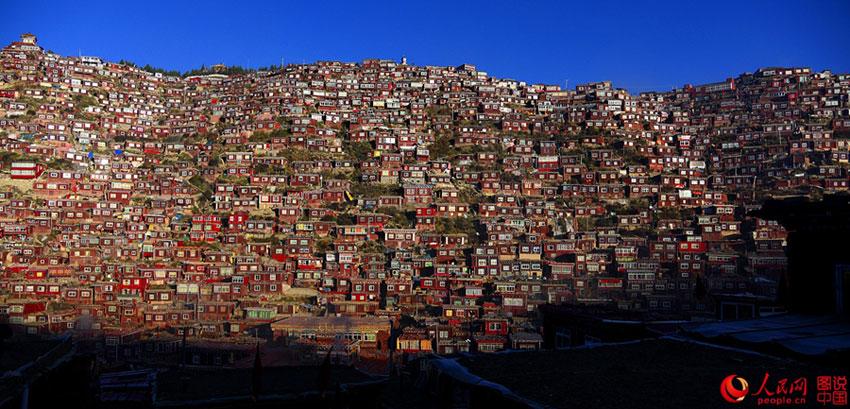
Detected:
[3,0,849,92]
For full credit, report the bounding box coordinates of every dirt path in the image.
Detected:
[0,176,35,192]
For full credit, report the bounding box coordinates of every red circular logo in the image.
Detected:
[720,374,749,403]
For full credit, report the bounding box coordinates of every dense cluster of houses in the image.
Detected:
[1,33,849,361]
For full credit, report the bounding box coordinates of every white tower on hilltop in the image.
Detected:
[20,33,37,45]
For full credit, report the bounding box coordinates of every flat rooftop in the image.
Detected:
[682,314,850,357]
[448,338,833,409]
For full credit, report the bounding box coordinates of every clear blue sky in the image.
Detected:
[3,0,849,92]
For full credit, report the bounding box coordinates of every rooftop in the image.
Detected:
[444,338,836,409]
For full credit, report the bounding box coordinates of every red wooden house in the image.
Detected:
[10,161,45,179]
